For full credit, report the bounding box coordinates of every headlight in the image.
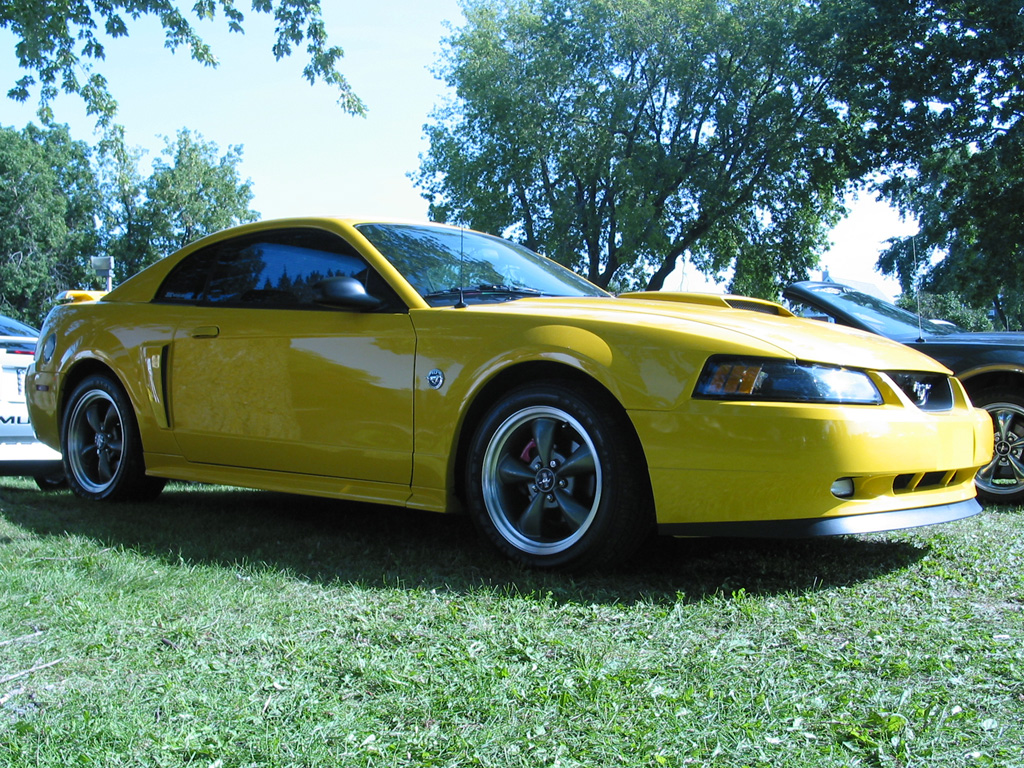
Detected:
[693,356,883,404]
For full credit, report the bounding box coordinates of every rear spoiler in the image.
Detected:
[618,291,794,317]
[56,290,107,305]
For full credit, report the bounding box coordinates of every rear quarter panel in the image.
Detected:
[29,302,184,456]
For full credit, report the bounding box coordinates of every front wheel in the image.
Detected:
[973,387,1024,505]
[61,374,165,502]
[465,382,652,570]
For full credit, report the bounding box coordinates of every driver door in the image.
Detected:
[161,227,416,486]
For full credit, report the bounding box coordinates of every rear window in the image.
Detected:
[0,316,39,337]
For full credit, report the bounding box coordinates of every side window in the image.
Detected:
[204,241,369,305]
[155,229,404,311]
[158,246,219,302]
[784,298,837,324]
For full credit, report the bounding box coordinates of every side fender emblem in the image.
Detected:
[427,369,445,390]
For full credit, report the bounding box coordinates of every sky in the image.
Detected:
[0,0,911,298]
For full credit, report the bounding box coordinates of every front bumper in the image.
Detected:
[630,396,993,530]
[657,498,981,537]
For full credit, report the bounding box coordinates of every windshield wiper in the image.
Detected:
[422,287,465,299]
[476,284,543,296]
[423,284,545,301]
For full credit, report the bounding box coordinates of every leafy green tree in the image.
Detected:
[896,291,994,333]
[990,293,1024,332]
[416,0,863,295]
[101,128,259,281]
[2,0,364,121]
[97,126,150,284]
[0,123,101,324]
[833,0,1024,311]
[26,124,105,293]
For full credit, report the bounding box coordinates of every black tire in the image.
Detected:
[972,387,1024,505]
[61,374,166,502]
[465,382,653,570]
[33,471,67,491]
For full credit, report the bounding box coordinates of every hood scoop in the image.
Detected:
[618,291,793,317]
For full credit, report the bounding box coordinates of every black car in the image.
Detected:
[783,280,1024,504]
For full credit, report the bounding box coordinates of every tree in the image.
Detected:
[896,291,994,333]
[100,128,259,281]
[0,123,256,319]
[97,126,150,284]
[416,0,865,296]
[832,0,1024,311]
[26,123,105,292]
[2,0,364,122]
[0,123,101,324]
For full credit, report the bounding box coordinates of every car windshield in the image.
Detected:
[0,315,38,337]
[356,223,608,307]
[804,285,964,340]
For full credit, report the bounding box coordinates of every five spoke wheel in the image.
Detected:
[975,393,1024,504]
[481,405,601,557]
[61,374,165,502]
[466,382,651,570]
[66,388,126,496]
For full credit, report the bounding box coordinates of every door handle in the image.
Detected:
[190,326,220,338]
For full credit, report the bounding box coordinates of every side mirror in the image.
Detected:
[313,276,381,310]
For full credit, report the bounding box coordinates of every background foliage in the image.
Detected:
[1,0,364,120]
[417,0,860,295]
[3,0,1022,317]
[0,123,257,325]
[834,0,1023,320]
[99,127,259,283]
[0,124,100,323]
[895,292,995,333]
[418,0,1023,304]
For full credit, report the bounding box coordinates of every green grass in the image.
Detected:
[1,478,1022,767]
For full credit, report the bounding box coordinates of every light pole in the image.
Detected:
[90,256,114,292]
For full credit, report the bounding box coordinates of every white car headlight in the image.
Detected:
[694,356,883,405]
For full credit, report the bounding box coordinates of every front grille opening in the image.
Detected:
[893,470,958,494]
[887,372,954,411]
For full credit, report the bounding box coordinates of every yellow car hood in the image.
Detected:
[480,295,950,374]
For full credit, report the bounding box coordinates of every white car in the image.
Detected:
[1,314,64,488]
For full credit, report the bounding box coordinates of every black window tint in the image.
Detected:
[155,228,404,311]
[158,247,219,302]
[205,241,369,305]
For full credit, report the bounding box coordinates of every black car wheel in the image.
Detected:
[973,388,1024,504]
[465,382,651,570]
[33,471,67,491]
[61,374,165,502]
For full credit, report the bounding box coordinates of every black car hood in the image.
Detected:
[917,331,1024,347]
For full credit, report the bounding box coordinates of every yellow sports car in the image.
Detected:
[26,218,992,569]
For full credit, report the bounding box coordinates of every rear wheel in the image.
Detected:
[465,382,652,570]
[33,471,66,491]
[61,374,165,502]
[973,387,1024,505]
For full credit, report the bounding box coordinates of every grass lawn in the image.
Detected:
[1,478,1022,767]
